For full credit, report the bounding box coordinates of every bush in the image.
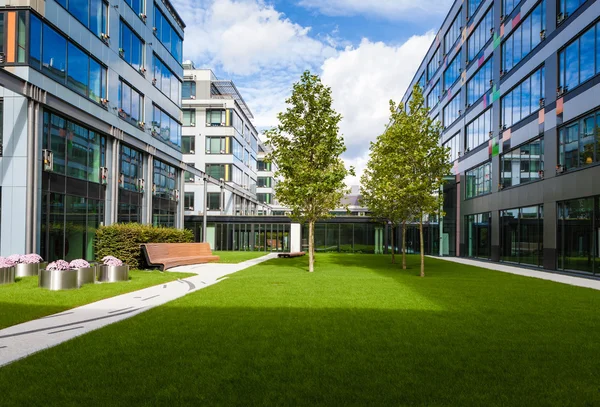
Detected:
[95,224,194,269]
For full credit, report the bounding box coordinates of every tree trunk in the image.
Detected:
[308,221,315,273]
[419,216,425,278]
[390,224,395,264]
[402,221,407,270]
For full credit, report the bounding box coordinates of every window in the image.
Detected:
[257,161,271,171]
[467,57,492,105]
[443,94,461,127]
[0,101,3,156]
[501,138,544,188]
[118,79,143,126]
[184,192,194,211]
[153,159,177,200]
[427,47,441,80]
[503,0,519,18]
[250,156,257,172]
[153,54,181,104]
[120,145,143,192]
[443,133,460,162]
[466,108,492,151]
[559,108,600,171]
[153,3,183,63]
[232,138,243,161]
[182,109,195,126]
[257,193,272,204]
[31,15,107,104]
[468,0,484,17]
[258,177,272,188]
[251,135,258,153]
[125,0,143,15]
[120,20,144,72]
[232,165,243,186]
[58,0,108,37]
[205,164,230,181]
[444,51,462,89]
[502,1,546,73]
[465,162,491,198]
[207,192,221,210]
[151,104,181,148]
[445,10,462,53]
[465,212,491,259]
[558,0,586,21]
[231,110,244,135]
[427,80,441,109]
[501,66,545,128]
[467,6,493,62]
[206,109,226,126]
[500,205,544,267]
[558,22,599,93]
[181,136,195,154]
[184,163,195,182]
[206,137,229,154]
[557,197,599,274]
[418,73,426,90]
[182,81,196,99]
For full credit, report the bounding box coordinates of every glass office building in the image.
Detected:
[0,0,187,261]
[401,0,600,275]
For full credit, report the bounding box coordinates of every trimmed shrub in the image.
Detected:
[95,224,193,269]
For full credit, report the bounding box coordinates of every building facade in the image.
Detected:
[0,0,188,261]
[401,0,600,275]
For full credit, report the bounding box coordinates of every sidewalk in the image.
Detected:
[437,256,600,291]
[0,253,278,368]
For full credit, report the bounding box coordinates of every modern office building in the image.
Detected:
[0,0,189,261]
[401,0,600,275]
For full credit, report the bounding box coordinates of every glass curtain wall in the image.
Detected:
[558,197,599,274]
[500,205,543,266]
[118,145,143,223]
[466,213,491,259]
[152,160,178,227]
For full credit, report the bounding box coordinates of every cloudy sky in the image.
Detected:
[172,0,452,184]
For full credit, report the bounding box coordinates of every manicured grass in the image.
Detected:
[0,270,194,330]
[213,251,269,263]
[1,254,600,406]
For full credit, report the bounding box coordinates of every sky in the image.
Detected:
[171,0,453,184]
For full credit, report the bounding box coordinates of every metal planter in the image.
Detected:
[0,266,15,285]
[75,267,96,287]
[97,265,129,283]
[15,263,40,278]
[39,269,78,291]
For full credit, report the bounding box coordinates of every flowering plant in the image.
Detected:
[102,256,124,267]
[69,259,91,269]
[0,257,16,268]
[20,254,44,264]
[46,260,71,271]
[7,254,21,264]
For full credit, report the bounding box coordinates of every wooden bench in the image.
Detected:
[141,243,220,271]
[277,252,306,258]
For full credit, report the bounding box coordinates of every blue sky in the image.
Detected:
[171,0,451,183]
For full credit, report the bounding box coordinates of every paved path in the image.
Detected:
[0,254,278,368]
[437,256,600,291]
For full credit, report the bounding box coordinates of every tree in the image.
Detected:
[265,71,353,273]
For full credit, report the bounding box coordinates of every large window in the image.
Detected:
[443,94,461,127]
[232,165,243,186]
[232,138,244,161]
[467,57,492,105]
[153,159,177,200]
[443,133,460,162]
[445,9,462,53]
[206,109,226,126]
[501,66,545,128]
[257,161,271,171]
[206,136,229,154]
[120,144,143,192]
[207,192,221,211]
[118,79,143,127]
[184,162,195,183]
[500,137,544,188]
[502,1,546,73]
[184,192,195,211]
[444,51,462,89]
[500,205,544,267]
[152,105,181,148]
[558,0,586,21]
[205,164,230,181]
[558,197,600,274]
[257,177,272,188]
[120,20,144,72]
[57,0,107,37]
[183,109,195,126]
[502,0,519,18]
[465,212,491,259]
[468,0,484,17]
[427,47,441,80]
[558,108,600,171]
[558,21,599,93]
[257,193,272,204]
[30,15,107,104]
[427,80,441,109]
[181,136,195,154]
[182,81,196,99]
[465,161,491,198]
[466,108,492,152]
[153,3,183,63]
[125,0,144,15]
[467,6,493,62]
[153,54,181,104]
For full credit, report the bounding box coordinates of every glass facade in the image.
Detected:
[444,133,460,162]
[558,0,586,20]
[444,51,462,89]
[124,0,144,15]
[501,138,544,188]
[558,197,600,274]
[152,104,182,148]
[466,108,492,151]
[467,57,492,105]
[465,162,492,198]
[466,213,491,259]
[153,3,183,63]
[558,108,600,171]
[445,10,462,53]
[502,1,546,73]
[153,54,181,104]
[120,20,144,72]
[468,0,484,17]
[118,79,143,127]
[427,47,441,80]
[443,94,461,126]
[118,145,143,224]
[558,21,599,93]
[500,205,543,266]
[56,0,108,37]
[501,66,545,128]
[428,80,441,109]
[467,6,493,62]
[152,160,177,227]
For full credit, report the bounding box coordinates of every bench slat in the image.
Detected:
[141,243,220,270]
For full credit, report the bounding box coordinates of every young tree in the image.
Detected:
[265,71,353,273]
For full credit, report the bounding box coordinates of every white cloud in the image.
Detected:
[298,0,452,20]
[319,34,436,184]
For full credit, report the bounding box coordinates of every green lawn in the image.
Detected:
[0,270,194,330]
[1,254,600,406]
[213,251,269,263]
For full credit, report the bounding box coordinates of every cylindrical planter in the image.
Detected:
[39,269,78,291]
[0,266,15,285]
[15,263,40,278]
[98,265,129,283]
[75,267,95,287]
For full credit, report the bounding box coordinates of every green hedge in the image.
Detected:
[95,224,194,269]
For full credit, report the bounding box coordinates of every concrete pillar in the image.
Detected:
[290,223,301,253]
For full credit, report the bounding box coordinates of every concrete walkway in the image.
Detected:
[437,256,600,291]
[0,253,278,368]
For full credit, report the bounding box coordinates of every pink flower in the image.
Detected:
[102,256,124,267]
[7,254,21,263]
[20,254,43,264]
[0,257,16,268]
[46,260,70,271]
[69,259,91,269]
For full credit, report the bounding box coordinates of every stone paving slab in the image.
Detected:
[436,256,600,291]
[0,253,278,368]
